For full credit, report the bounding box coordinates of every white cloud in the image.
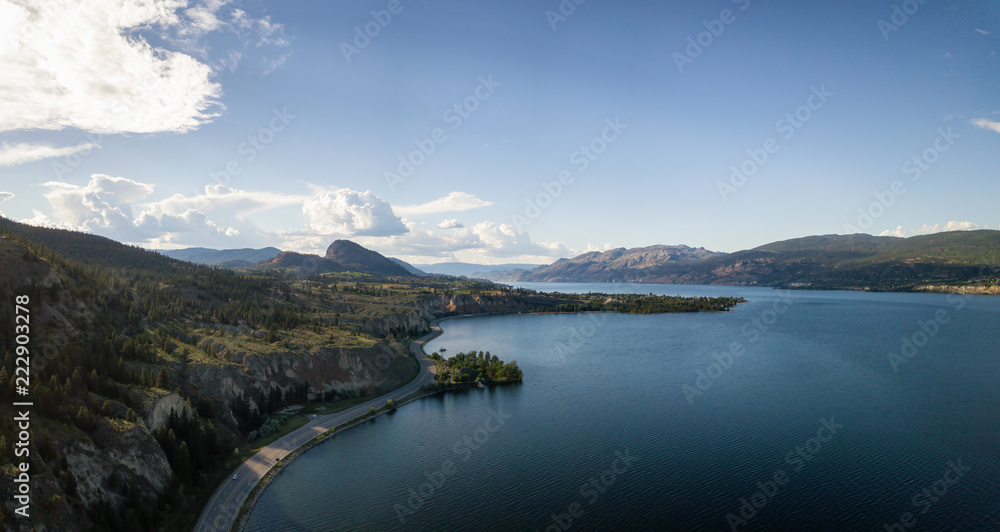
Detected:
[394,192,494,217]
[0,0,223,134]
[586,242,614,252]
[970,118,1000,134]
[0,142,99,167]
[182,0,229,36]
[0,191,13,203]
[35,174,239,244]
[302,187,407,237]
[879,221,997,238]
[28,175,568,263]
[437,219,464,229]
[21,209,52,227]
[975,29,990,35]
[0,0,291,138]
[149,184,303,221]
[360,220,569,262]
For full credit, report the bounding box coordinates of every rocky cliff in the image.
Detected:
[184,341,416,412]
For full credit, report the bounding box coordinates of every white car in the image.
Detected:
[232,474,237,480]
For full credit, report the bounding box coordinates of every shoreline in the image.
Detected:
[195,318,442,532]
[208,304,749,531]
[228,315,465,532]
[512,280,1000,296]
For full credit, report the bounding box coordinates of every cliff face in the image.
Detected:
[144,393,196,433]
[184,341,416,412]
[62,422,173,508]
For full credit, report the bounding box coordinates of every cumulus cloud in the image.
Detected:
[586,242,615,252]
[394,192,494,217]
[0,0,290,139]
[27,175,568,263]
[34,175,239,244]
[0,142,99,167]
[970,118,1000,134]
[879,221,997,238]
[437,219,464,229]
[0,0,223,134]
[360,220,569,262]
[302,187,408,237]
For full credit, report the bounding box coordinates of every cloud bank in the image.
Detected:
[24,176,567,262]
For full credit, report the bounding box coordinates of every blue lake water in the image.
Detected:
[245,283,1000,531]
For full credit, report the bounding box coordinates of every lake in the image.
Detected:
[245,283,1000,531]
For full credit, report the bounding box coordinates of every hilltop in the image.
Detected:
[249,240,411,277]
[324,240,410,276]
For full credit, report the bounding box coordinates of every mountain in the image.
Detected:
[390,257,427,276]
[489,245,722,282]
[255,251,345,274]
[497,232,1000,292]
[160,247,282,266]
[0,216,190,273]
[251,240,411,277]
[415,262,545,278]
[324,240,410,276]
[642,231,1000,291]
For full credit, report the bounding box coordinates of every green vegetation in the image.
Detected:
[535,293,746,313]
[0,216,749,531]
[500,231,1000,292]
[427,351,523,388]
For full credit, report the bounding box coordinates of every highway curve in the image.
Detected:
[192,321,444,532]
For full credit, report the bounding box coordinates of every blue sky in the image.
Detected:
[0,0,998,264]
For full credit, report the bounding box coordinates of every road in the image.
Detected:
[192,321,444,532]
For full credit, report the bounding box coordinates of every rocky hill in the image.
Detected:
[252,240,411,277]
[490,232,1000,292]
[489,245,723,282]
[324,240,410,276]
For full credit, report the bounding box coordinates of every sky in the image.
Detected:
[0,0,998,265]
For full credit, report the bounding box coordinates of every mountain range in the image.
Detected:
[160,247,282,266]
[483,232,1000,293]
[144,229,1000,293]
